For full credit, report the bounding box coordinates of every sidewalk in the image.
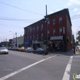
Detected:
[75,50,80,55]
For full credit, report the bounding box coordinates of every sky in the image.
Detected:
[0,0,80,42]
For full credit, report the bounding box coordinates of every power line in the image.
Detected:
[0,24,23,28]
[0,1,44,16]
[0,17,37,22]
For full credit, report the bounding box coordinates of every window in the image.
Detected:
[47,20,50,25]
[41,24,43,30]
[47,30,50,35]
[53,29,56,35]
[59,27,63,35]
[30,28,32,33]
[37,26,39,31]
[41,33,43,38]
[59,17,62,23]
[63,27,65,34]
[46,18,50,25]
[53,19,56,25]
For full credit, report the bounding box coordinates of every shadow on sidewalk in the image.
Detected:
[48,50,74,56]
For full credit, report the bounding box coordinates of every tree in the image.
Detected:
[76,31,80,41]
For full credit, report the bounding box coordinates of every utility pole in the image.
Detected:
[45,5,48,54]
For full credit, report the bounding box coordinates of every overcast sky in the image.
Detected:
[0,0,80,42]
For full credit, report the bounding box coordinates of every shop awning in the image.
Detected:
[24,40,32,44]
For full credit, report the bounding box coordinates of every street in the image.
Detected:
[0,50,80,80]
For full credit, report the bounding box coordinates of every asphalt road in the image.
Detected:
[0,50,80,80]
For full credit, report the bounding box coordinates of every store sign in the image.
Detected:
[24,40,32,44]
[32,40,44,44]
[50,36,63,40]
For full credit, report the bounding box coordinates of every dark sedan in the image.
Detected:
[33,48,48,55]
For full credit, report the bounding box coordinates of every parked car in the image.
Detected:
[33,48,48,55]
[25,47,34,53]
[0,47,8,54]
[19,47,25,52]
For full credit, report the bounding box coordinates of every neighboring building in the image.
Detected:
[12,36,24,48]
[24,8,72,51]
[17,36,24,47]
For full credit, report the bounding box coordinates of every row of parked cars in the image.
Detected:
[9,47,48,55]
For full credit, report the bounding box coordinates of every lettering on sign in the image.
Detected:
[50,36,63,40]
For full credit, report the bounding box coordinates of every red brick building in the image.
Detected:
[24,8,72,51]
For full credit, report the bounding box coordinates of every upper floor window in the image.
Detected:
[53,19,56,25]
[53,29,56,35]
[37,26,39,31]
[59,27,63,35]
[45,18,50,25]
[41,33,43,38]
[59,17,62,23]
[47,20,50,25]
[30,28,32,33]
[47,30,50,35]
[41,24,43,30]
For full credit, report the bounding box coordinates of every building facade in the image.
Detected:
[24,8,72,51]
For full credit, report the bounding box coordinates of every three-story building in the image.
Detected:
[24,8,72,51]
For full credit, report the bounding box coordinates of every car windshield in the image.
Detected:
[36,48,43,51]
[27,47,32,49]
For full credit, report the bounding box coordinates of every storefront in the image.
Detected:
[50,36,66,51]
[32,40,44,50]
